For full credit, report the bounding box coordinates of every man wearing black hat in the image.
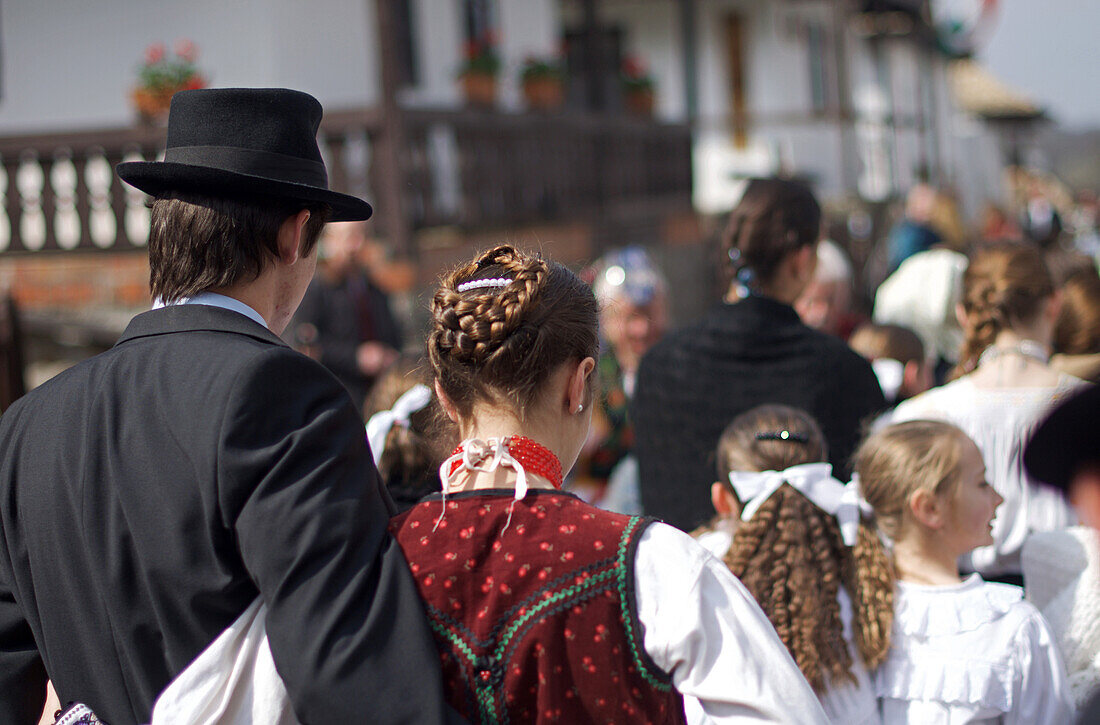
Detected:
[0,89,454,723]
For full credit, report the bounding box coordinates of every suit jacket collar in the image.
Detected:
[117,305,289,348]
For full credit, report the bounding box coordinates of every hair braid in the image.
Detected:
[846,522,895,669]
[953,241,1054,378]
[428,245,598,419]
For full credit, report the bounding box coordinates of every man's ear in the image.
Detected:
[434,379,460,424]
[711,482,741,518]
[908,487,945,529]
[277,209,313,265]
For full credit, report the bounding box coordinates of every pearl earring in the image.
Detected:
[575,403,584,414]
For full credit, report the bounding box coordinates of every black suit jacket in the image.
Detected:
[633,296,886,531]
[0,305,451,724]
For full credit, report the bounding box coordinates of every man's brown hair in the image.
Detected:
[149,191,330,303]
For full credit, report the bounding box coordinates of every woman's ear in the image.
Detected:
[908,487,945,530]
[566,357,596,415]
[434,379,460,423]
[711,482,741,518]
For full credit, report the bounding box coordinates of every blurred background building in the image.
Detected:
[0,0,1091,407]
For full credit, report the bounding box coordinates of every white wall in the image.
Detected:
[0,0,385,134]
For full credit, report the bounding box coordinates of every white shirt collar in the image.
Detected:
[152,292,268,330]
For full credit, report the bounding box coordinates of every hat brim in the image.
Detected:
[1024,385,1100,492]
[116,161,372,222]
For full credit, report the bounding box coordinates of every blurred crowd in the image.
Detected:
[315,171,1100,723]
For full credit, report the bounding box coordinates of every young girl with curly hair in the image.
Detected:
[389,245,827,724]
[858,420,1073,723]
[698,404,894,724]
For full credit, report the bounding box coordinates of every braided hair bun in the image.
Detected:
[428,245,599,417]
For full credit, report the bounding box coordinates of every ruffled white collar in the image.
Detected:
[894,574,1023,637]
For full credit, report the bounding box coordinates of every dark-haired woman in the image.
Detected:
[389,245,827,723]
[890,240,1089,581]
[633,178,885,531]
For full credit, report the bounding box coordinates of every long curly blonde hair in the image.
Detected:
[717,405,894,693]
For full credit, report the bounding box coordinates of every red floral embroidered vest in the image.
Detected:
[391,490,687,724]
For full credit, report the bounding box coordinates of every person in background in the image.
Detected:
[1069,190,1100,258]
[1022,182,1064,250]
[364,355,456,512]
[391,244,829,724]
[885,182,942,273]
[980,201,1023,242]
[573,246,667,513]
[1051,266,1100,383]
[872,247,968,385]
[293,220,402,413]
[795,239,863,340]
[859,420,1073,724]
[889,241,1089,583]
[1025,384,1100,722]
[848,323,933,408]
[633,178,884,532]
[697,404,893,725]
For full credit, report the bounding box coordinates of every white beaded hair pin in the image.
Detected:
[457,277,513,293]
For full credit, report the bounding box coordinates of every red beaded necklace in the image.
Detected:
[447,435,563,489]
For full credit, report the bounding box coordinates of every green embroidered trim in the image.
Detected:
[493,568,616,660]
[430,619,502,723]
[617,517,673,691]
[475,684,498,723]
[431,565,618,723]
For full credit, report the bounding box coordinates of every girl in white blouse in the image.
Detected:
[888,241,1087,580]
[857,419,1074,724]
[696,404,894,725]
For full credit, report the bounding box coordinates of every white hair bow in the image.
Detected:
[364,384,433,467]
[727,463,872,546]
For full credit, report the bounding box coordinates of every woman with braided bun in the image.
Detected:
[890,240,1089,582]
[696,404,894,724]
[633,178,884,531]
[389,245,828,724]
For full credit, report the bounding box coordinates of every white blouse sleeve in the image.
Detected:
[1008,609,1075,725]
[633,522,829,724]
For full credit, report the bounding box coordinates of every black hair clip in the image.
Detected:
[755,430,808,443]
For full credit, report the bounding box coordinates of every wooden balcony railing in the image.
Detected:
[0,107,692,257]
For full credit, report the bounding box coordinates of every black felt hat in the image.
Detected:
[1024,385,1100,492]
[116,88,372,222]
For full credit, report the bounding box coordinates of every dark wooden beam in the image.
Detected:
[372,0,414,259]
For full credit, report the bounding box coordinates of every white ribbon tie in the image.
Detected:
[728,463,872,546]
